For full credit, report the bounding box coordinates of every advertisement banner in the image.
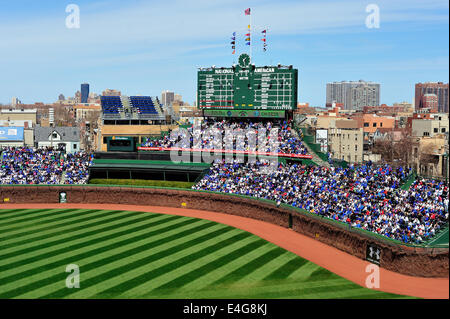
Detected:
[203,109,285,118]
[0,126,24,141]
[137,146,313,159]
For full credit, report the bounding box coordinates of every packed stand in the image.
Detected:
[0,147,93,185]
[193,160,448,244]
[142,119,308,155]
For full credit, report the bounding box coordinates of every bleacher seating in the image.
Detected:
[130,96,157,115]
[100,95,165,121]
[100,96,123,115]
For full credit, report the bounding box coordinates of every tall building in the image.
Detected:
[326,80,380,111]
[415,82,449,113]
[421,94,438,112]
[58,94,65,101]
[161,90,175,107]
[81,83,90,104]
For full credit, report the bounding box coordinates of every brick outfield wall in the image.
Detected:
[0,186,448,278]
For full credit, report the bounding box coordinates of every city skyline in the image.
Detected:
[0,0,448,106]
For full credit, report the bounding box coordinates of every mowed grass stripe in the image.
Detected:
[0,210,131,253]
[139,277,350,299]
[0,209,48,220]
[263,256,310,281]
[50,225,245,299]
[0,214,188,283]
[103,231,258,299]
[0,208,82,229]
[285,261,325,281]
[0,219,216,298]
[306,266,338,282]
[0,208,96,231]
[0,209,110,240]
[149,239,286,294]
[151,238,271,294]
[0,210,159,260]
[0,213,171,271]
[13,218,219,299]
[38,222,233,299]
[209,280,363,299]
[236,253,304,284]
[0,210,140,250]
[1,215,193,294]
[207,246,287,289]
[271,284,378,299]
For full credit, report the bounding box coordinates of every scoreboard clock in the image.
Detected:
[197,54,298,113]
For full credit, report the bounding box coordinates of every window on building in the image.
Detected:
[103,137,107,144]
[442,128,446,133]
[355,145,358,151]
[380,122,383,127]
[73,144,77,149]
[373,123,377,127]
[423,132,430,137]
[52,133,58,139]
[364,122,369,127]
[434,128,438,133]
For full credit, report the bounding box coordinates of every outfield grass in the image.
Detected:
[88,179,195,189]
[0,209,413,299]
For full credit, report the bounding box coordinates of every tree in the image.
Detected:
[371,129,412,167]
[54,105,75,127]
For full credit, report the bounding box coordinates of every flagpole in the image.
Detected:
[250,12,252,63]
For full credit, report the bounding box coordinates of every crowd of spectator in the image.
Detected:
[142,119,308,155]
[193,160,448,244]
[0,147,92,185]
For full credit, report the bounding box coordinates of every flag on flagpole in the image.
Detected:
[262,28,267,52]
[231,31,237,55]
[245,8,251,15]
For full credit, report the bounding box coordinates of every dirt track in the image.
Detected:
[3,203,448,299]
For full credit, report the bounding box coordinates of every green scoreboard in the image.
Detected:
[197,53,298,115]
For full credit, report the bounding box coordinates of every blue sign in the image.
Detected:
[0,127,24,141]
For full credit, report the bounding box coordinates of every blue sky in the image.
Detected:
[0,0,448,106]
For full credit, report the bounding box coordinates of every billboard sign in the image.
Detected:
[315,129,328,153]
[366,243,381,266]
[0,127,24,141]
[198,53,298,112]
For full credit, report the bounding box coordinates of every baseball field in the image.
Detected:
[0,207,411,299]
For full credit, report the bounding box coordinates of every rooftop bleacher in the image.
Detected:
[100,96,123,116]
[101,95,165,121]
